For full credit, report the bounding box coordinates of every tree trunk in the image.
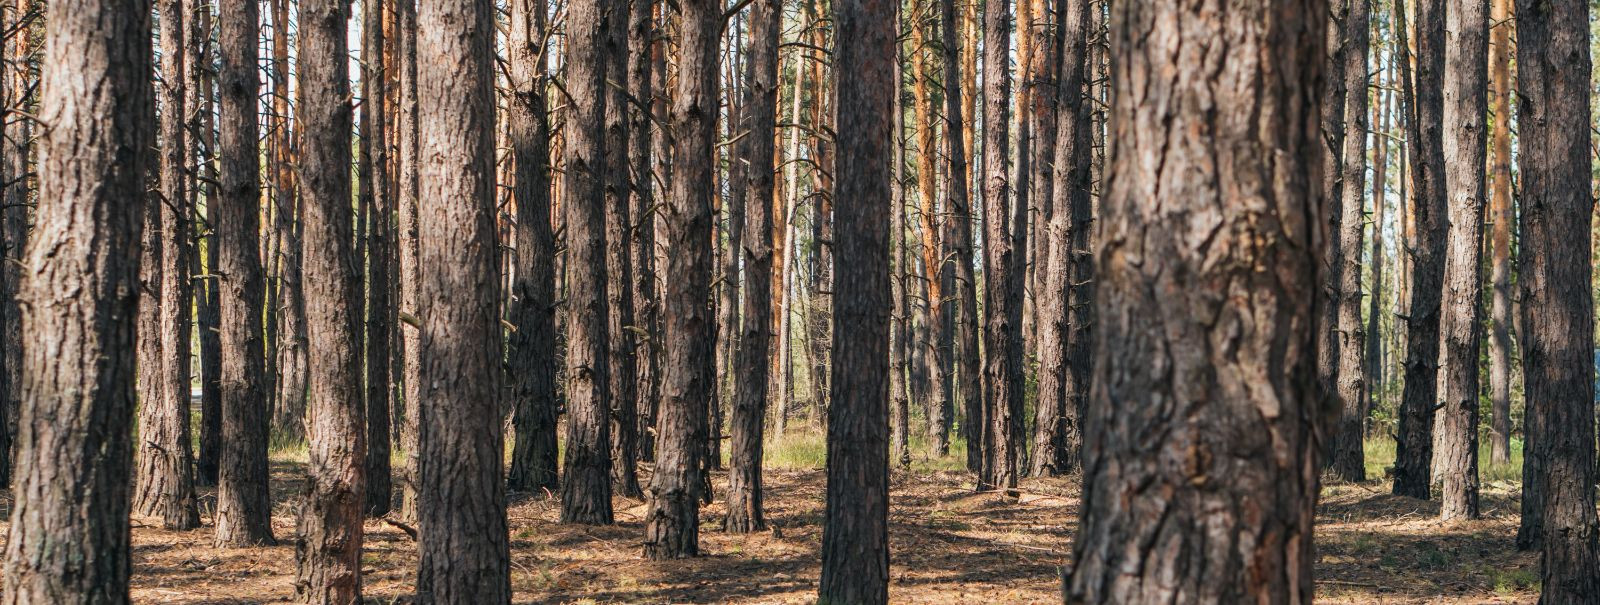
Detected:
[910,0,948,457]
[1514,1,1599,579]
[604,0,643,500]
[724,0,778,533]
[362,0,393,520]
[818,0,893,598]
[135,0,202,530]
[1364,56,1390,442]
[1327,0,1371,483]
[890,37,911,469]
[395,0,422,523]
[1485,0,1512,467]
[939,0,980,473]
[1029,0,1091,478]
[0,0,150,599]
[506,0,559,494]
[559,0,615,526]
[630,0,661,464]
[0,0,31,489]
[643,0,717,560]
[293,0,366,598]
[1066,1,1327,599]
[413,0,512,600]
[1434,0,1489,520]
[978,0,1022,495]
[1392,0,1447,501]
[1514,0,1600,592]
[191,0,222,489]
[271,0,307,443]
[215,0,277,546]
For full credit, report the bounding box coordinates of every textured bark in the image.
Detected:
[271,0,307,441]
[891,46,911,470]
[215,0,277,546]
[643,0,715,559]
[293,0,365,599]
[362,0,394,518]
[0,0,30,488]
[191,0,222,489]
[977,0,1022,495]
[724,0,778,534]
[817,0,892,598]
[506,0,559,494]
[1029,0,1091,478]
[909,0,947,457]
[629,0,660,464]
[560,0,615,525]
[0,0,150,599]
[135,0,202,530]
[1024,0,1057,383]
[1515,3,1599,585]
[1316,1,1347,438]
[395,0,421,523]
[604,0,642,499]
[1327,0,1370,483]
[1434,0,1488,521]
[1392,0,1446,501]
[1066,3,1328,601]
[413,0,512,600]
[1364,60,1390,443]
[1485,0,1512,467]
[939,0,979,473]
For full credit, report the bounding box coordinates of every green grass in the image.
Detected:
[1362,435,1523,484]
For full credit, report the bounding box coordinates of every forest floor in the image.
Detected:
[0,432,1544,604]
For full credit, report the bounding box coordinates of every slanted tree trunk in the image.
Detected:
[506,0,560,494]
[818,0,893,598]
[604,0,642,499]
[1485,0,1513,466]
[724,0,778,534]
[938,0,980,472]
[293,0,365,598]
[977,0,1022,495]
[1392,0,1447,501]
[1434,0,1489,520]
[413,0,512,600]
[215,0,277,546]
[1065,1,1327,599]
[559,0,615,525]
[0,0,150,599]
[1514,1,1599,579]
[643,0,717,560]
[1327,0,1371,483]
[1514,0,1600,591]
[361,0,393,520]
[135,0,202,530]
[1029,0,1091,478]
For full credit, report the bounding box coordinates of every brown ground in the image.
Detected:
[0,458,1541,603]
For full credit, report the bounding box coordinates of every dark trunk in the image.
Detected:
[977,0,1022,495]
[293,0,366,598]
[559,0,615,525]
[724,0,778,534]
[938,0,979,473]
[215,0,277,546]
[629,0,661,465]
[642,0,716,559]
[271,0,307,443]
[0,0,150,599]
[395,0,422,523]
[362,0,393,519]
[191,0,222,489]
[413,0,512,600]
[1514,5,1600,593]
[506,0,560,494]
[604,0,642,499]
[1066,1,1327,599]
[1392,0,1446,501]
